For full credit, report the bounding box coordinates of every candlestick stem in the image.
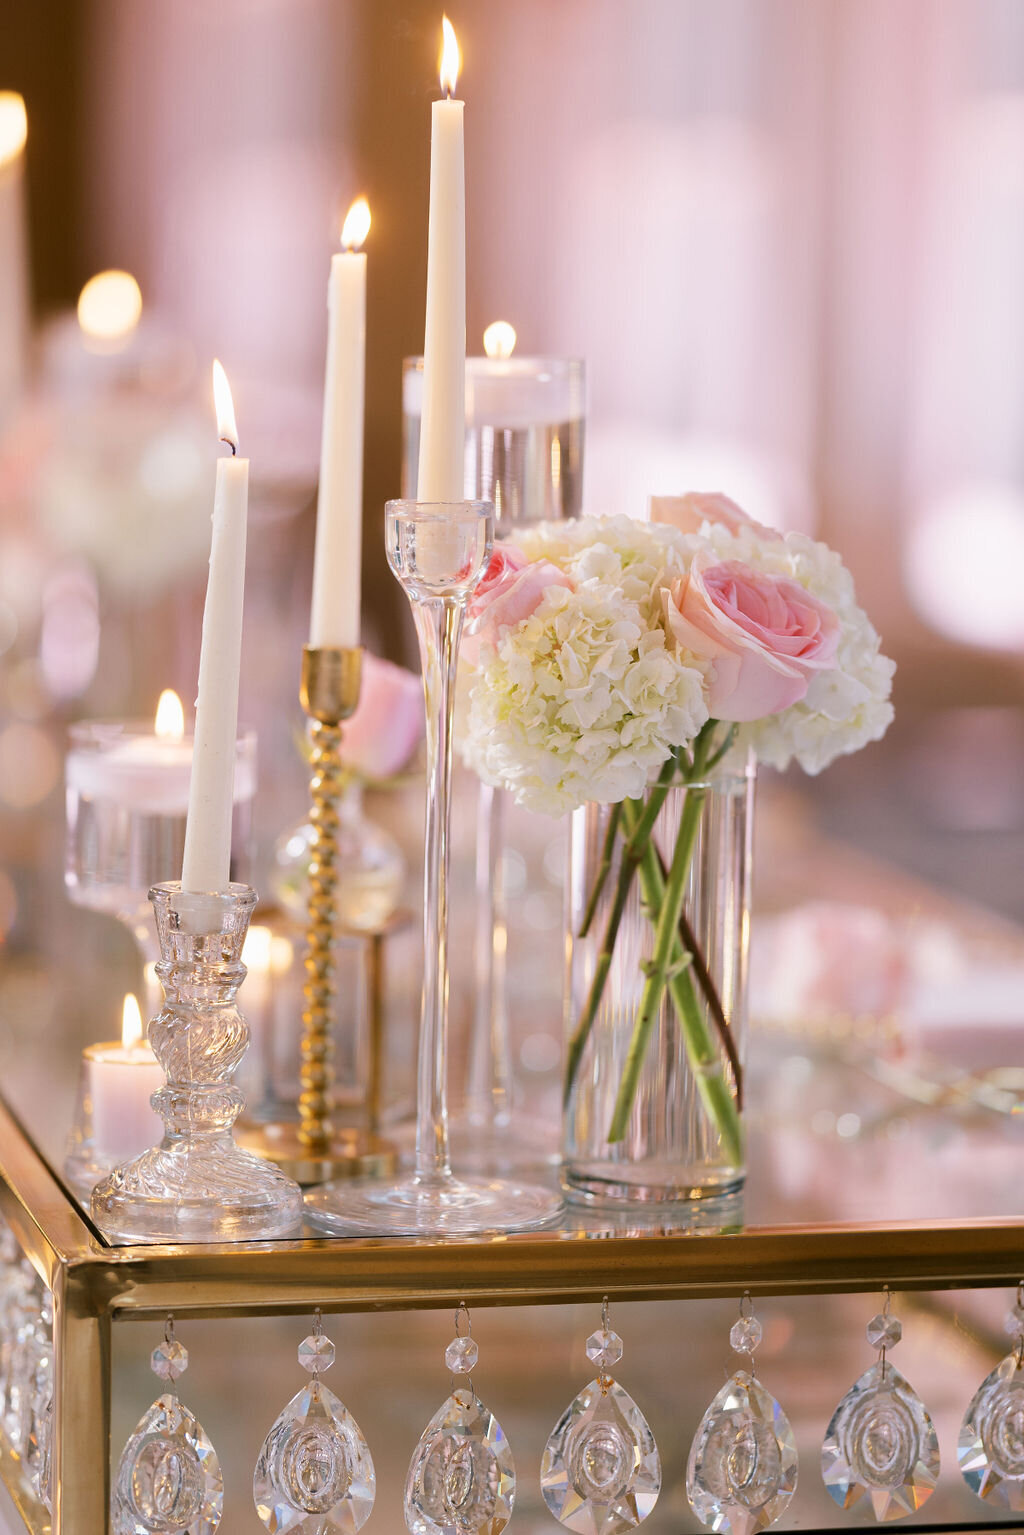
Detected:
[412,594,460,1183]
[239,646,397,1185]
[305,500,562,1235]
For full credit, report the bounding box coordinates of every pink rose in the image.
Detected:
[650,492,782,542]
[342,651,424,779]
[663,559,839,721]
[465,544,572,650]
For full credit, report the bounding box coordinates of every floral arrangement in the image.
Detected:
[460,493,895,1158]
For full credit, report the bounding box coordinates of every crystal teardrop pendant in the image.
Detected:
[254,1378,376,1533]
[687,1370,798,1534]
[113,1393,223,1535]
[958,1352,1024,1509]
[541,1377,661,1535]
[821,1360,940,1521]
[405,1386,516,1535]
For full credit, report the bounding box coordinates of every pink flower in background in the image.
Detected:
[342,651,424,779]
[466,544,572,650]
[663,558,840,721]
[650,491,782,542]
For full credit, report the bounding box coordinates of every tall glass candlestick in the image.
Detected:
[403,350,585,1168]
[305,501,562,1235]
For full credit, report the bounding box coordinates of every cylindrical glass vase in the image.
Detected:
[562,767,754,1205]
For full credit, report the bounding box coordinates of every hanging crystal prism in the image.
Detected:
[254,1312,376,1535]
[687,1296,797,1534]
[541,1302,660,1535]
[113,1319,223,1535]
[821,1295,939,1522]
[405,1304,515,1535]
[958,1294,1024,1511]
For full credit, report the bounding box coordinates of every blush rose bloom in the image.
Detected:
[465,544,572,650]
[663,559,840,721]
[650,491,782,542]
[342,651,424,778]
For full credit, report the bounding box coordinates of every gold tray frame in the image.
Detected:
[1,1095,1022,1534]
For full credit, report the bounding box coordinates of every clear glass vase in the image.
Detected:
[562,766,754,1205]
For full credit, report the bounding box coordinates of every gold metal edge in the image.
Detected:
[0,1099,95,1286]
[74,1215,1024,1321]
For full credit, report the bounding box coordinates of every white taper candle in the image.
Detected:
[310,197,370,648]
[181,361,249,894]
[417,16,466,504]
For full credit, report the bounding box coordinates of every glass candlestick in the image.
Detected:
[305,501,562,1236]
[91,882,304,1243]
[404,356,585,1171]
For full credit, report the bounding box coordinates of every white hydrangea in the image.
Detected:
[462,517,708,815]
[696,518,895,773]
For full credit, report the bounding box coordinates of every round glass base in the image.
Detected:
[562,1159,744,1206]
[91,1141,304,1244]
[304,1171,563,1236]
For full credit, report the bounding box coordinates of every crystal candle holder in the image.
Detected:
[91,882,304,1243]
[402,355,585,528]
[305,501,562,1236]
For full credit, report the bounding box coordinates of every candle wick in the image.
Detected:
[219,436,238,457]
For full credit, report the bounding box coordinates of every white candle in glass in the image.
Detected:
[181,361,250,894]
[86,994,164,1165]
[0,93,28,429]
[417,16,466,504]
[310,198,370,649]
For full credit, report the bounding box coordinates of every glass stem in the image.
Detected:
[411,594,463,1184]
[467,781,512,1127]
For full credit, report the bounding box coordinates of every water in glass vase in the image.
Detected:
[562,766,753,1206]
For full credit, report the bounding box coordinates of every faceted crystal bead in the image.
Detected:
[254,1379,376,1534]
[541,1377,661,1535]
[586,1331,624,1371]
[958,1352,1024,1509]
[687,1370,798,1535]
[113,1392,223,1535]
[729,1318,762,1356]
[865,1315,902,1352]
[299,1334,336,1375]
[445,1337,479,1375]
[151,1339,189,1381]
[1004,1304,1024,1342]
[821,1360,940,1521]
[405,1385,515,1535]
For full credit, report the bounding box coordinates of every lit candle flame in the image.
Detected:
[341,196,371,253]
[212,358,238,453]
[440,16,460,98]
[77,270,143,345]
[121,993,143,1050]
[483,320,516,360]
[0,93,27,167]
[154,689,185,742]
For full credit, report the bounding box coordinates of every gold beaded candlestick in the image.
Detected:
[240,645,397,1184]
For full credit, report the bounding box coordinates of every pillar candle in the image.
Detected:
[417,17,466,503]
[310,198,370,648]
[181,362,249,894]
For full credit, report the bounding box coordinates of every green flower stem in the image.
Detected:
[562,756,678,1106]
[626,807,743,1163]
[607,779,707,1141]
[578,801,621,940]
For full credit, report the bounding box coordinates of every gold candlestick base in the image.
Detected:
[244,644,399,1187]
